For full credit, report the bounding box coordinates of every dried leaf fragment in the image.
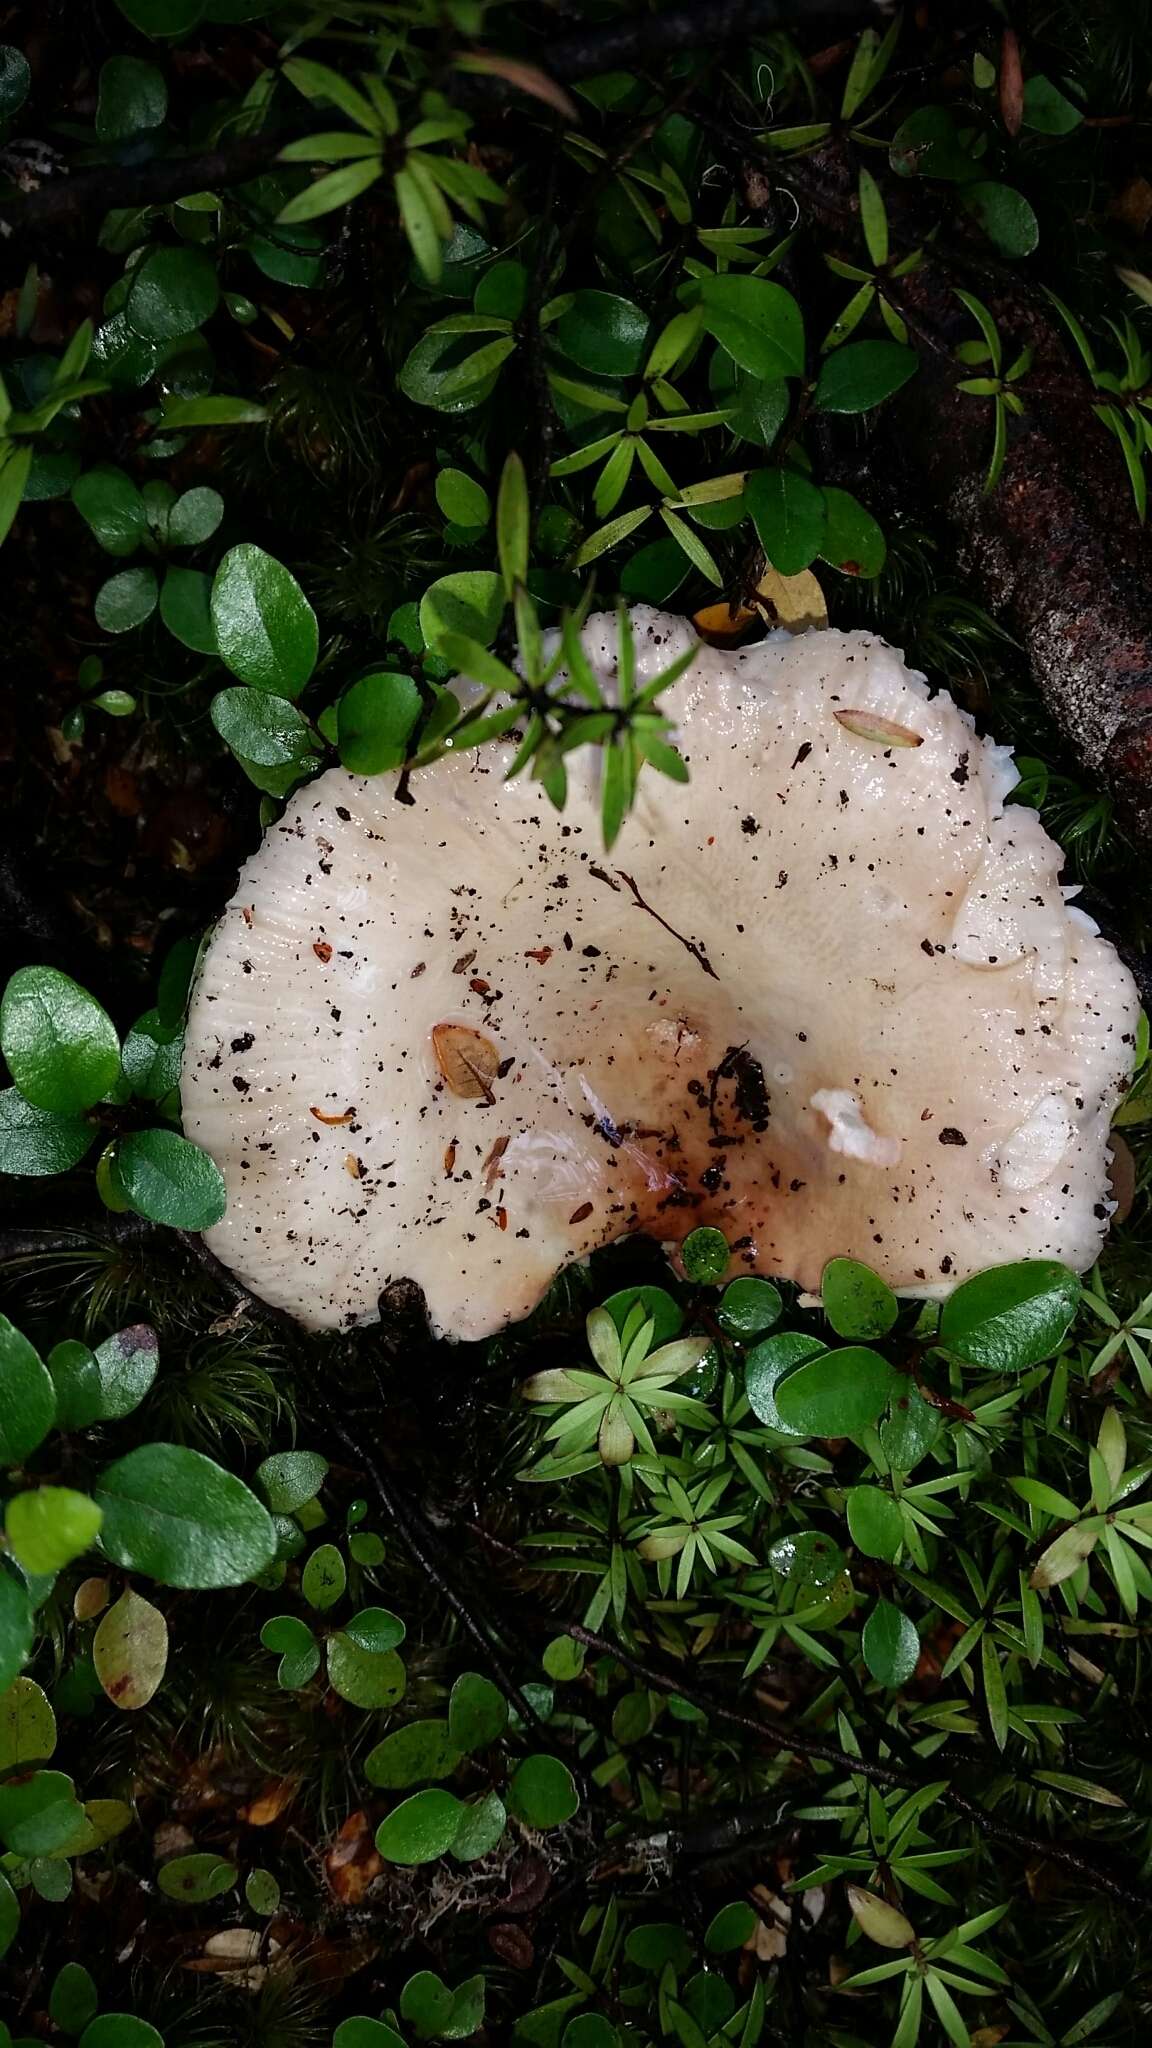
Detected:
[432,1021,501,1101]
[755,565,828,635]
[240,1779,297,1826]
[345,1153,364,1179]
[834,707,923,748]
[692,599,759,644]
[310,1106,355,1126]
[325,1810,383,1904]
[74,1575,110,1622]
[313,941,333,963]
[456,49,579,121]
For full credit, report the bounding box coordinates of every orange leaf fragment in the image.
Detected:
[313,940,333,963]
[310,1106,355,1126]
[241,1779,297,1826]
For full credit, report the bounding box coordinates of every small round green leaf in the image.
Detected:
[334,2023,406,2048]
[71,466,148,555]
[0,45,31,120]
[0,1088,94,1176]
[168,485,224,546]
[506,1754,578,1829]
[345,1607,405,1654]
[601,1284,683,1346]
[365,1718,462,1789]
[1,967,120,1115]
[6,1489,102,1576]
[113,1128,226,1229]
[96,1443,276,1588]
[0,1568,34,1695]
[337,671,422,774]
[245,1866,280,1916]
[50,1960,98,2033]
[0,1316,56,1464]
[704,1900,758,1953]
[879,1386,942,1473]
[256,1450,328,1514]
[961,181,1039,258]
[327,1638,406,1709]
[862,1598,920,1689]
[819,487,886,579]
[717,1277,781,1338]
[96,57,167,141]
[681,1226,729,1285]
[773,1345,900,1439]
[0,1770,85,1856]
[822,1258,898,1340]
[450,1789,506,1862]
[160,566,217,653]
[845,1485,904,1563]
[301,1541,346,1610]
[127,246,220,340]
[448,1671,508,1752]
[624,1922,694,1972]
[938,1261,1080,1371]
[80,2022,165,2048]
[436,469,490,526]
[211,544,318,696]
[744,1330,826,1434]
[158,1851,237,1902]
[94,1323,159,1419]
[419,570,504,652]
[95,566,158,633]
[375,1787,464,1864]
[0,1677,56,1770]
[698,274,804,380]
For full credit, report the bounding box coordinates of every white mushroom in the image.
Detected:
[181,608,1138,1339]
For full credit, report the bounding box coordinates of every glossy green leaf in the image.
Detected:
[0,1567,34,1693]
[301,1541,346,1610]
[436,468,490,527]
[717,1277,782,1338]
[822,1258,898,1340]
[938,1261,1080,1371]
[450,1789,507,1862]
[813,340,917,413]
[345,1607,405,1654]
[375,1787,465,1864]
[0,1089,94,1176]
[160,566,217,653]
[96,56,167,140]
[168,485,224,546]
[50,1960,98,2033]
[745,468,826,574]
[1022,75,1083,134]
[327,1637,407,1708]
[698,274,804,380]
[96,1443,276,1588]
[337,671,422,773]
[157,1851,237,1901]
[0,1677,56,1769]
[744,1331,826,1435]
[127,246,219,340]
[1,967,120,1114]
[366,1718,462,1788]
[113,1127,226,1229]
[211,544,318,696]
[681,1226,729,1285]
[506,1753,579,1828]
[419,570,504,652]
[773,1345,900,1438]
[555,291,649,376]
[0,1316,56,1463]
[95,565,158,632]
[400,1968,486,2041]
[80,2022,164,2048]
[845,1485,904,1563]
[0,1770,85,1856]
[448,1671,508,1751]
[94,1323,159,1419]
[212,686,318,791]
[819,487,887,578]
[961,182,1039,258]
[71,466,147,555]
[862,1598,919,1688]
[256,1450,328,1514]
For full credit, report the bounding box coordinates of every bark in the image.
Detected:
[887,266,1152,843]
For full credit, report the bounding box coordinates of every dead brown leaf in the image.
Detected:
[455,50,579,121]
[432,1022,501,1101]
[998,27,1024,136]
[240,1779,297,1827]
[754,565,828,634]
[325,1810,383,1904]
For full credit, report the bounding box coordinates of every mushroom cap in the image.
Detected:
[182,609,1138,1338]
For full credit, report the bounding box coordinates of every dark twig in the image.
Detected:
[567,1625,1151,1909]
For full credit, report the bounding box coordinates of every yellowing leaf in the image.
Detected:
[834,707,923,747]
[93,1588,169,1711]
[1030,1522,1101,1591]
[846,1883,915,1948]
